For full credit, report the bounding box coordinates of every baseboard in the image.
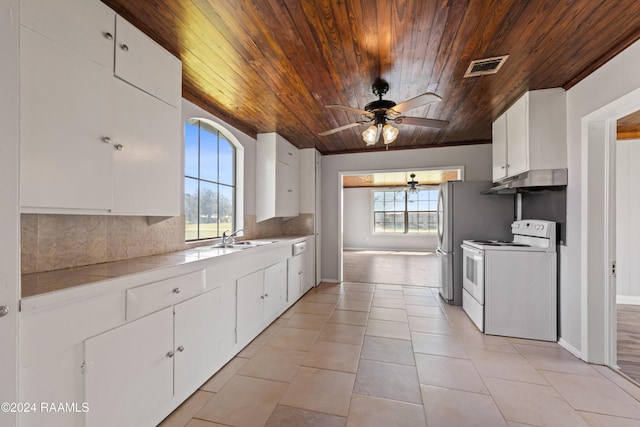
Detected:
[558,337,583,359]
[616,295,640,305]
[320,278,340,284]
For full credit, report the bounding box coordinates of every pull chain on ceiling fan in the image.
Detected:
[319,79,449,148]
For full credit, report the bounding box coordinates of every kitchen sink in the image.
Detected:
[212,240,275,249]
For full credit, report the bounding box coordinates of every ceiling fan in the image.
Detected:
[319,79,449,147]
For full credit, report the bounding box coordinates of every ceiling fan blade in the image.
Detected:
[390,92,442,114]
[326,104,374,117]
[394,116,449,129]
[319,121,368,136]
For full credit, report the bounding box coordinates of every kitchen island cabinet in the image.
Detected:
[19,236,313,427]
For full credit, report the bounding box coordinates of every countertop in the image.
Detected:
[21,236,308,299]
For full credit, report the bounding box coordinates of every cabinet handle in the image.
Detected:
[260,295,265,299]
[506,164,510,168]
[500,165,505,169]
[166,351,174,358]
[288,152,293,156]
[264,293,269,298]
[298,271,303,275]
[120,43,129,51]
[103,32,113,40]
[0,306,9,318]
[288,189,293,193]
[177,346,185,352]
[102,136,112,144]
[173,287,181,294]
[114,144,124,151]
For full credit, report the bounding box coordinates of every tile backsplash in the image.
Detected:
[21,213,314,274]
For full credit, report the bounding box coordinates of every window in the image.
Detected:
[373,188,438,234]
[184,119,236,240]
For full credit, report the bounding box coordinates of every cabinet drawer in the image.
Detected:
[292,241,307,256]
[126,270,205,320]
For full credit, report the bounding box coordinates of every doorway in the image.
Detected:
[340,168,461,286]
[614,111,640,384]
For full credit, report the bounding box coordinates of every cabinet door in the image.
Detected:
[301,246,315,294]
[112,79,182,216]
[492,113,508,181]
[20,0,115,69]
[115,16,182,108]
[275,161,300,217]
[174,288,223,396]
[506,95,529,177]
[287,255,302,303]
[20,26,114,211]
[236,270,265,343]
[84,307,174,427]
[264,262,286,318]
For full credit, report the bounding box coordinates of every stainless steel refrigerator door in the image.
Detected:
[436,248,452,301]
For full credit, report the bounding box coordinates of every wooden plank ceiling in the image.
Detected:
[102,0,640,155]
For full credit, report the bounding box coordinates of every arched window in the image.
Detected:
[184,118,237,240]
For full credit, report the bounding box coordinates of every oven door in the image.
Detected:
[462,245,484,304]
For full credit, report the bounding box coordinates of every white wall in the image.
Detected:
[343,187,437,251]
[615,139,640,303]
[321,144,492,281]
[564,38,640,361]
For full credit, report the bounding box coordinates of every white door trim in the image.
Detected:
[581,88,640,365]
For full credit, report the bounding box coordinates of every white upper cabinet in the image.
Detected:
[20,0,115,69]
[112,79,181,215]
[114,16,182,108]
[492,88,566,182]
[19,0,183,216]
[20,25,115,211]
[256,133,300,221]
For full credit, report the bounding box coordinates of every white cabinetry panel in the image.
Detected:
[84,307,174,427]
[20,0,115,68]
[174,288,223,396]
[256,132,300,221]
[112,79,182,216]
[264,262,285,318]
[20,26,114,211]
[491,88,566,182]
[236,270,264,343]
[114,16,182,108]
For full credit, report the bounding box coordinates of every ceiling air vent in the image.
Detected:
[464,55,509,78]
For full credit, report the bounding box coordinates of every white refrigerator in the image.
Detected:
[436,181,514,305]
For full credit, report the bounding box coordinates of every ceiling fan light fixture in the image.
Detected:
[362,124,380,145]
[382,124,399,144]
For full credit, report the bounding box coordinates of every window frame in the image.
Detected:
[184,118,240,242]
[371,187,439,235]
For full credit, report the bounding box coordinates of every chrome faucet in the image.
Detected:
[222,229,243,246]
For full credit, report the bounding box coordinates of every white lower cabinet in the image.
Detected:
[20,238,311,427]
[236,262,286,344]
[287,240,314,302]
[84,288,222,427]
[84,307,174,427]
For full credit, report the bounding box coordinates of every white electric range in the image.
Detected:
[461,219,557,341]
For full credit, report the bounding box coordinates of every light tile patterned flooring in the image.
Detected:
[159,283,640,427]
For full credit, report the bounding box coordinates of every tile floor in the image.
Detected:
[158,282,640,427]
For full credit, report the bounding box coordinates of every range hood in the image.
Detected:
[485,169,568,194]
